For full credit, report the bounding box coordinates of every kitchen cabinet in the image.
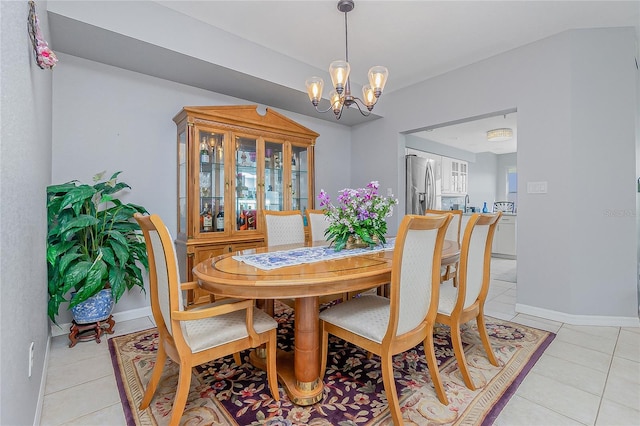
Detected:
[173,105,318,305]
[442,156,468,195]
[461,214,517,258]
[492,215,517,258]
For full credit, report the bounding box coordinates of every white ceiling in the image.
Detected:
[157,1,639,94]
[412,112,518,154]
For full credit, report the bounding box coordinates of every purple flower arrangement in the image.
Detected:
[318,181,398,251]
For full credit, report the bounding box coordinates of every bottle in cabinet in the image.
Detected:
[200,137,210,164]
[237,205,247,231]
[200,203,213,232]
[216,206,225,231]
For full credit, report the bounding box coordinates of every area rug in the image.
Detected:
[109,302,554,425]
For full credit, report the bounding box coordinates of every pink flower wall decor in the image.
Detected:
[28,0,58,69]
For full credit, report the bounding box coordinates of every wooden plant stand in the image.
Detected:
[68,315,115,348]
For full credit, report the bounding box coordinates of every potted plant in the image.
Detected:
[46,171,149,325]
[317,181,398,251]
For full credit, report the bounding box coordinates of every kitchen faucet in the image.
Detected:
[464,194,470,212]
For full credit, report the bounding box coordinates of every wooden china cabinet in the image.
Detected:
[173,105,318,305]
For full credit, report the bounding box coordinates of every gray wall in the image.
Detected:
[352,27,638,323]
[0,1,52,424]
[469,152,498,212]
[51,53,353,324]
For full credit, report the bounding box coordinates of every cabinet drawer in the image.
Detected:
[499,216,517,224]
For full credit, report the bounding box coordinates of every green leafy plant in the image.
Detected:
[46,171,149,324]
[318,181,398,251]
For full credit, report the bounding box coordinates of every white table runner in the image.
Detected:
[233,238,395,270]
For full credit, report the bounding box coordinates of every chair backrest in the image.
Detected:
[134,213,184,339]
[426,209,462,243]
[305,209,329,242]
[493,201,515,213]
[262,210,305,247]
[388,213,451,337]
[458,212,502,309]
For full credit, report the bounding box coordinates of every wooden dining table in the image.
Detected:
[193,239,460,406]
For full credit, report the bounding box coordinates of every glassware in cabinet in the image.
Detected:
[198,130,226,235]
[264,140,284,212]
[234,135,258,232]
[291,144,310,219]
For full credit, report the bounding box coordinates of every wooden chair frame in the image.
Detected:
[426,209,463,284]
[435,212,502,390]
[305,208,329,243]
[134,213,279,425]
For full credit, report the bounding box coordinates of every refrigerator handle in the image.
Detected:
[426,162,435,211]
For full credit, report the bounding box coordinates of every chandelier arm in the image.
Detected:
[349,98,372,117]
[313,103,339,114]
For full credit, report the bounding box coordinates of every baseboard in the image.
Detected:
[516,303,640,327]
[33,336,50,426]
[491,253,516,260]
[50,306,153,337]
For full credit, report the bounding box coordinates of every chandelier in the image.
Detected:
[486,128,514,142]
[305,0,388,120]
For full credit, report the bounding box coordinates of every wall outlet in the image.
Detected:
[387,188,393,196]
[28,342,34,378]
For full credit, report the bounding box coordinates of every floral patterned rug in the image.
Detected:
[109,302,554,425]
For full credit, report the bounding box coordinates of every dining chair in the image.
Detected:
[319,213,453,424]
[134,213,279,425]
[493,201,515,213]
[304,208,354,302]
[305,209,329,243]
[426,209,462,285]
[262,210,305,247]
[263,209,345,306]
[436,211,502,391]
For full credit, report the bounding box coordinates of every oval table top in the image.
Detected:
[193,239,460,299]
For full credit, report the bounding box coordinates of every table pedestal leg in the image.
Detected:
[250,296,323,405]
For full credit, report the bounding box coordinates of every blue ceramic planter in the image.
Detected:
[70,289,114,324]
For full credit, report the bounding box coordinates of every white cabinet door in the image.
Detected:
[441,157,468,195]
[492,215,516,257]
[441,157,452,194]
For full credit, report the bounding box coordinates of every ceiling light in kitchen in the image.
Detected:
[486,128,513,142]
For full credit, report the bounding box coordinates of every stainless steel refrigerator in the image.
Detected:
[405,154,441,214]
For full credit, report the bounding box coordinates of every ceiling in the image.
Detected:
[48,1,638,146]
[411,112,518,154]
[153,1,636,154]
[157,1,638,95]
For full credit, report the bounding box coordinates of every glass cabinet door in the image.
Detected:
[198,130,225,235]
[234,135,258,232]
[291,145,309,217]
[263,140,284,212]
[178,129,187,237]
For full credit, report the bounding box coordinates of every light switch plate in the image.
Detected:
[527,181,548,193]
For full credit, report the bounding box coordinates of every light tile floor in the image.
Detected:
[40,258,640,425]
